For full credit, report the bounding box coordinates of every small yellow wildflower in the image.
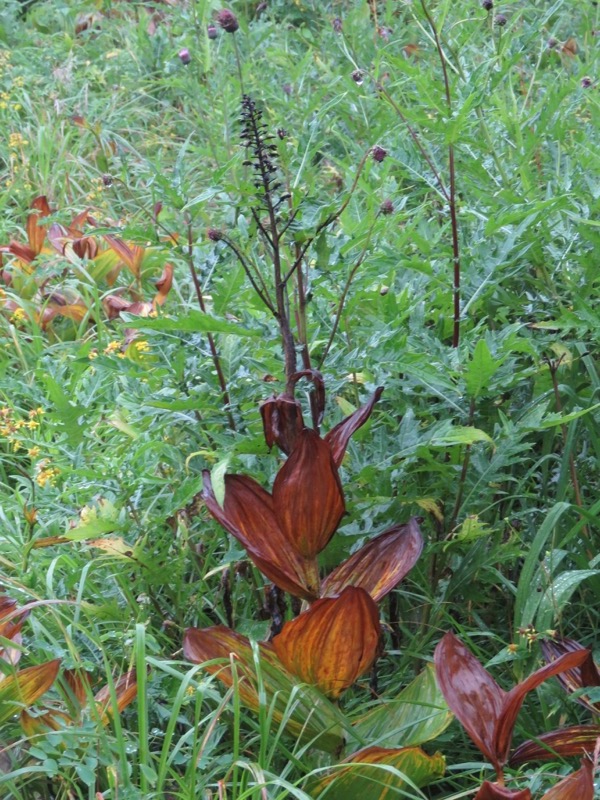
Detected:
[12,439,22,452]
[103,341,121,355]
[36,464,60,488]
[133,340,150,354]
[25,419,39,430]
[27,446,41,458]
[88,349,99,360]
[10,307,27,324]
[9,133,28,148]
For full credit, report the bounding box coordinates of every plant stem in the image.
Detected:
[419,0,462,347]
[185,216,236,431]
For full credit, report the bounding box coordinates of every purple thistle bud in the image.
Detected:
[494,13,507,27]
[216,9,239,33]
[207,228,224,242]
[282,83,292,96]
[178,48,191,65]
[372,145,388,163]
[380,199,394,215]
[351,69,364,85]
[332,17,342,33]
[207,24,218,39]
[481,0,493,10]
[547,37,558,49]
[581,76,593,89]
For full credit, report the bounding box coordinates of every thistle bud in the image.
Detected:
[494,13,507,26]
[547,37,558,49]
[332,17,342,33]
[380,198,394,215]
[371,145,388,163]
[207,24,218,39]
[581,76,593,89]
[216,9,239,33]
[207,228,224,242]
[481,0,493,9]
[351,69,364,85]
[178,48,191,65]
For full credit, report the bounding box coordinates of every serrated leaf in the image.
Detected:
[123,310,259,337]
[465,340,502,398]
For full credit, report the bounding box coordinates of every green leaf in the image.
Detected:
[465,339,503,398]
[536,570,599,631]
[63,518,119,541]
[429,426,493,447]
[351,665,452,748]
[210,456,231,509]
[536,403,600,430]
[123,310,259,337]
[307,746,445,800]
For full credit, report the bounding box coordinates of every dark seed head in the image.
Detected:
[332,17,342,33]
[277,128,287,140]
[481,0,493,10]
[178,48,191,65]
[351,69,364,85]
[494,13,507,26]
[207,228,224,242]
[207,24,218,39]
[581,76,593,89]
[372,145,388,163]
[216,9,239,33]
[380,199,394,215]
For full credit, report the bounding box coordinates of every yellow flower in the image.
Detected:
[12,439,22,452]
[133,340,150,354]
[10,307,27,324]
[25,419,39,429]
[103,341,121,355]
[27,446,41,458]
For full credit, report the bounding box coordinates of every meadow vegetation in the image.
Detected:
[0,0,599,798]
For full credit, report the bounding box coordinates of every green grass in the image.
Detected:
[0,0,599,798]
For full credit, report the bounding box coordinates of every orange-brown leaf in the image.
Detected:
[434,632,505,770]
[321,519,423,601]
[474,783,531,800]
[202,472,318,600]
[26,196,51,255]
[540,637,600,712]
[540,759,594,800]
[324,387,384,468]
[510,725,600,765]
[272,587,380,698]
[272,427,344,558]
[0,659,61,723]
[95,669,138,723]
[153,263,174,306]
[494,649,590,765]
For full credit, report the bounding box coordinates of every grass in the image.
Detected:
[0,0,599,798]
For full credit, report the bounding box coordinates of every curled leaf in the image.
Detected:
[259,393,304,455]
[0,659,61,724]
[26,196,51,255]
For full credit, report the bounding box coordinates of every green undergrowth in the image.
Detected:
[0,0,598,798]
